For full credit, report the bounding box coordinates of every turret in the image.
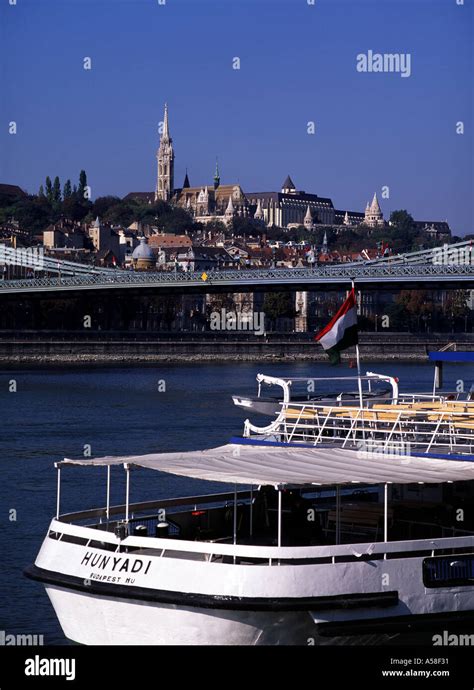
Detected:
[254,198,264,221]
[225,195,235,224]
[304,205,313,230]
[322,230,328,255]
[281,175,296,194]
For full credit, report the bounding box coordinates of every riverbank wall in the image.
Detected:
[0,332,472,367]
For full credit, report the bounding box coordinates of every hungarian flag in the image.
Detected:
[314,288,358,364]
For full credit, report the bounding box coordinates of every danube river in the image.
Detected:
[0,360,470,645]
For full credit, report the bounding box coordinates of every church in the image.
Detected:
[135,104,385,230]
[153,104,248,224]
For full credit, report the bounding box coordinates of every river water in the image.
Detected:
[0,360,471,645]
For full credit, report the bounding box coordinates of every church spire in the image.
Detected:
[163,103,170,140]
[214,158,220,189]
[183,168,190,188]
[155,103,174,202]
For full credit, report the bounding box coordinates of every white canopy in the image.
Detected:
[59,443,474,487]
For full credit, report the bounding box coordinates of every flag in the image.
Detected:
[314,288,358,365]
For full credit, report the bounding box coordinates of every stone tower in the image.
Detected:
[304,205,313,230]
[254,198,264,222]
[322,230,328,255]
[364,193,384,227]
[225,195,235,224]
[155,103,174,201]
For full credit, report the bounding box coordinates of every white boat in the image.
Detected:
[232,372,394,417]
[25,354,474,645]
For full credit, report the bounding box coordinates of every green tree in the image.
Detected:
[62,195,91,222]
[78,170,88,200]
[395,290,434,331]
[196,219,226,234]
[389,210,415,233]
[52,176,61,205]
[38,184,45,197]
[154,207,196,234]
[9,195,52,234]
[63,179,72,199]
[45,176,53,204]
[103,201,140,227]
[444,290,470,332]
[92,195,122,218]
[263,292,295,330]
[231,216,265,238]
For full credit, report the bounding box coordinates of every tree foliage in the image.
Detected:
[63,180,72,199]
[263,292,296,327]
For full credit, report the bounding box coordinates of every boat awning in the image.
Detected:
[428,351,474,362]
[58,443,474,487]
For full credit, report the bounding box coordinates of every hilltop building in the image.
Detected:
[123,104,453,236]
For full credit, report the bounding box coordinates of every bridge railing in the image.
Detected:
[0,261,473,292]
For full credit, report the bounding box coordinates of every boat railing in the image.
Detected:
[57,490,252,526]
[244,398,474,454]
[48,515,474,564]
[398,393,460,402]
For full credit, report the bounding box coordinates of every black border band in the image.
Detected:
[24,564,398,612]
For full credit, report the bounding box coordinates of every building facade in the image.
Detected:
[140,104,452,237]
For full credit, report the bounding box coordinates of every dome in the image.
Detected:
[132,237,155,268]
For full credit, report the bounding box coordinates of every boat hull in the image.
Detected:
[25,523,474,645]
[43,584,320,645]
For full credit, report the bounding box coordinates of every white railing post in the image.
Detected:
[106,465,111,520]
[55,463,61,519]
[125,463,130,523]
[277,488,282,547]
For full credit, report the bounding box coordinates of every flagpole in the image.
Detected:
[352,280,364,412]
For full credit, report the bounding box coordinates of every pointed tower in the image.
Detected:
[343,211,350,226]
[364,201,371,225]
[225,195,235,224]
[182,169,190,189]
[254,198,264,221]
[213,159,220,190]
[196,186,209,215]
[282,175,296,194]
[322,230,328,255]
[304,205,313,230]
[371,192,381,213]
[365,192,383,227]
[155,103,175,202]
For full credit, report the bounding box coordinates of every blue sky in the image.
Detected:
[1,0,472,234]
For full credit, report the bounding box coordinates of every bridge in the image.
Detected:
[0,240,473,295]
